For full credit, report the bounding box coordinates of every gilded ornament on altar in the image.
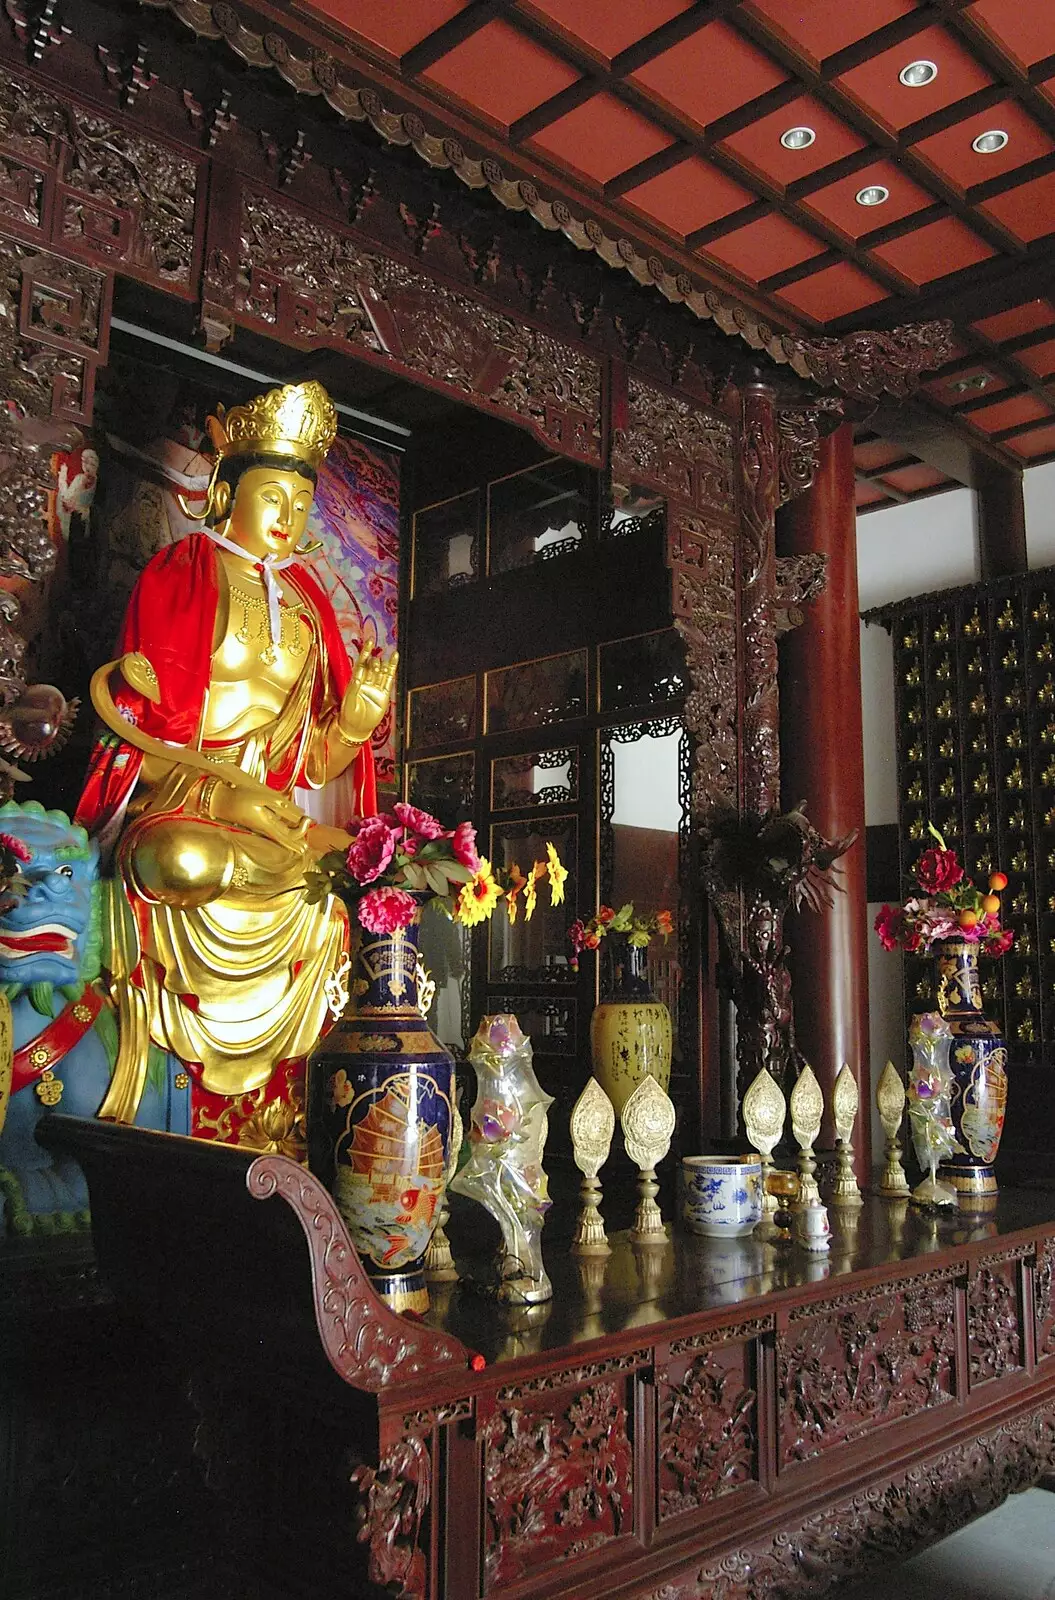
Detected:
[743,1064,786,1240]
[790,1063,823,1208]
[876,1060,911,1198]
[621,1073,675,1244]
[569,1076,615,1258]
[830,1063,863,1209]
[426,1078,463,1283]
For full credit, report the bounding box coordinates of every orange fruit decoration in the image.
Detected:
[989,871,1008,891]
[982,894,1001,915]
[958,909,980,929]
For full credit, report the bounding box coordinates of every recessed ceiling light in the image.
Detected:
[972,129,1009,154]
[856,184,890,206]
[780,125,816,150]
[899,59,938,87]
[950,373,994,394]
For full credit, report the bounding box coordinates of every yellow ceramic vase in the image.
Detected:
[590,981,672,1118]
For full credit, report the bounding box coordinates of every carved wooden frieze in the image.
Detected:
[612,372,735,517]
[482,1379,633,1590]
[671,507,738,816]
[777,1277,956,1465]
[968,1258,1023,1386]
[0,225,109,426]
[0,66,200,292]
[657,1342,757,1520]
[661,1399,1055,1600]
[1036,1238,1055,1362]
[212,183,602,464]
[776,407,823,508]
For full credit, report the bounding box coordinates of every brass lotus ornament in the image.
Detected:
[876,1060,911,1197]
[743,1065,786,1239]
[830,1062,864,1209]
[790,1062,824,1208]
[621,1074,676,1243]
[570,1076,616,1257]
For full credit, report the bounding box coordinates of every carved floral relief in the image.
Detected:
[1037,1238,1055,1361]
[968,1259,1023,1386]
[778,1279,956,1464]
[658,1343,757,1519]
[482,1379,633,1589]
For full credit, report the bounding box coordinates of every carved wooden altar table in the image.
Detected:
[42,1118,1055,1600]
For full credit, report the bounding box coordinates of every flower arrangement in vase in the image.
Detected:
[307,803,567,1315]
[873,825,1012,1204]
[569,903,674,1117]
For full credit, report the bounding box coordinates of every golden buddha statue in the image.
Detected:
[76,380,395,1134]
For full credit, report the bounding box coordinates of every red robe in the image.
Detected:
[75,534,376,835]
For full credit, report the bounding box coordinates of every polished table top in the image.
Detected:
[426,1185,1055,1366]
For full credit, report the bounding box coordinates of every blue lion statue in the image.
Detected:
[0,800,187,1234]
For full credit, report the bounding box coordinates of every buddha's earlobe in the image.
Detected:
[211,479,231,525]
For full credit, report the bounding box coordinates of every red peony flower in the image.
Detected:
[451,820,481,874]
[345,817,398,884]
[597,905,616,924]
[873,904,905,951]
[916,846,964,895]
[393,802,448,841]
[985,927,1014,957]
[357,886,418,934]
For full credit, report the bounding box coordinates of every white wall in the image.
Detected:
[1024,459,1055,569]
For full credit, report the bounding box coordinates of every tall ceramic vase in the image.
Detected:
[309,904,455,1315]
[930,938,1008,1204]
[589,941,672,1118]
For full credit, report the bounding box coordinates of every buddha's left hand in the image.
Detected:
[338,622,398,746]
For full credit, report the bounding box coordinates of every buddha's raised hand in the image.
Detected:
[337,621,398,747]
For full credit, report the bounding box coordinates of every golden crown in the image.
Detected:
[206,380,338,470]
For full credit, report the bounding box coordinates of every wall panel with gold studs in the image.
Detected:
[867,572,1055,1082]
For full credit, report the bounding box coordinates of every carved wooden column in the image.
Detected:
[778,421,870,1166]
[736,376,785,1096]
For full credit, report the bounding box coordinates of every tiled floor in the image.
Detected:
[845,1487,1055,1600]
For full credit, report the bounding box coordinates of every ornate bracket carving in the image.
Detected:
[350,1433,431,1600]
[774,552,829,636]
[246,1155,472,1390]
[784,321,958,403]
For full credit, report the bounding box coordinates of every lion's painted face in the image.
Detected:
[0,804,97,989]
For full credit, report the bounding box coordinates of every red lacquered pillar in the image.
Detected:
[778,422,871,1170]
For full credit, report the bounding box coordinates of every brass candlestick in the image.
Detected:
[830,1062,864,1209]
[424,1080,463,1283]
[876,1060,911,1198]
[742,1065,787,1240]
[621,1074,676,1244]
[570,1077,615,1257]
[790,1062,824,1209]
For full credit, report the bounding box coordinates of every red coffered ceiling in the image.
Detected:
[303,0,1055,498]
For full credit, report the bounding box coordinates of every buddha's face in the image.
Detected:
[221,463,316,559]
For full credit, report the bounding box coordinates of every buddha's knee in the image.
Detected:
[129,819,236,908]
